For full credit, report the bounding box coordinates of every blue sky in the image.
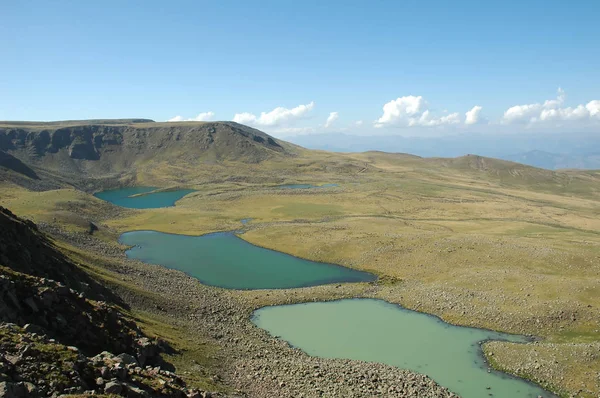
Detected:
[1,0,599,137]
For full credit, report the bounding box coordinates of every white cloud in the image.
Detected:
[167,111,215,122]
[191,111,215,121]
[355,120,364,126]
[542,87,566,109]
[375,95,425,127]
[465,106,483,125]
[231,112,256,125]
[502,88,600,125]
[502,89,565,124]
[503,103,543,124]
[233,102,315,127]
[436,112,460,125]
[539,105,589,122]
[587,100,600,117]
[324,112,339,128]
[375,95,462,128]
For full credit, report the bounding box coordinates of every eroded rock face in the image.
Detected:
[1,126,113,160]
[0,121,292,190]
[0,121,288,165]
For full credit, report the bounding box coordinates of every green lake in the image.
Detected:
[119,231,376,289]
[104,187,553,398]
[94,187,195,208]
[252,299,553,398]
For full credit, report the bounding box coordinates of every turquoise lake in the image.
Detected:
[103,187,553,398]
[119,231,376,289]
[253,299,553,398]
[94,187,195,209]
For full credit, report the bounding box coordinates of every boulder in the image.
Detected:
[0,381,26,397]
[124,383,150,397]
[117,353,139,366]
[104,380,122,394]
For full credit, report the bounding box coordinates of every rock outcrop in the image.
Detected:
[0,323,212,397]
[0,120,290,173]
[0,120,295,189]
[0,208,219,397]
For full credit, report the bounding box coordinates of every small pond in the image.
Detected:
[94,187,195,209]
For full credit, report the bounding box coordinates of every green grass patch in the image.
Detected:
[551,329,600,343]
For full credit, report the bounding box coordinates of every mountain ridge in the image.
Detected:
[0,120,296,188]
[502,149,600,170]
[287,131,600,170]
[0,119,155,128]
[0,119,598,198]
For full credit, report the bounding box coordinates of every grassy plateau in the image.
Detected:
[1,121,599,397]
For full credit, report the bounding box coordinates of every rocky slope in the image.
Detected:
[0,207,220,397]
[0,207,116,302]
[0,151,38,180]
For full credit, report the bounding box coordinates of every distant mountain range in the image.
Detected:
[501,150,600,170]
[287,132,600,170]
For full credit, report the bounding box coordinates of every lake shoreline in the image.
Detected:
[94,187,196,209]
[118,229,376,290]
[44,222,461,397]
[42,219,559,398]
[252,298,556,398]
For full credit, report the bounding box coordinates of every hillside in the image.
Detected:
[288,132,600,170]
[432,154,567,184]
[0,206,223,397]
[0,120,295,189]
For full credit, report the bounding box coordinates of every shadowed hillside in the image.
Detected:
[0,150,39,179]
[0,206,223,397]
[0,206,115,302]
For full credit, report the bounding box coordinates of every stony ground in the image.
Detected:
[0,207,232,398]
[45,225,462,398]
[0,323,221,398]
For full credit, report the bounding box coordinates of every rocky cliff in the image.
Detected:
[0,120,290,172]
[0,119,296,190]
